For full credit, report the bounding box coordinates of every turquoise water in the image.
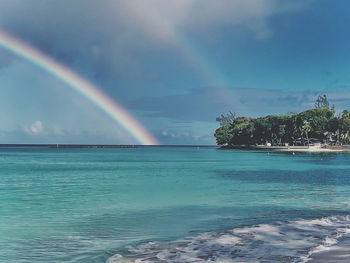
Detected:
[1,147,350,262]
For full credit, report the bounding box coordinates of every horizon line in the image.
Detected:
[0,143,218,147]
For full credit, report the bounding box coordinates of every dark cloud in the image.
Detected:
[0,0,312,98]
[0,1,154,97]
[0,49,15,69]
[155,129,215,145]
[128,88,324,122]
[128,88,236,122]
[3,0,343,145]
[0,128,129,145]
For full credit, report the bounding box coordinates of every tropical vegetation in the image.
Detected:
[214,95,350,146]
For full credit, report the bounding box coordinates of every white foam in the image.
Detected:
[107,254,133,263]
[107,215,350,263]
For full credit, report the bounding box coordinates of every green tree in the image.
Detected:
[216,112,236,126]
[302,122,311,147]
[340,111,350,144]
[214,95,350,146]
[315,94,329,109]
[214,124,233,145]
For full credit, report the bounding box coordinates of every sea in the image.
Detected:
[1,146,350,263]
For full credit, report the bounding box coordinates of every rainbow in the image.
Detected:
[0,30,158,145]
[123,2,231,88]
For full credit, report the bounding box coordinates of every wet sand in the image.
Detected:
[309,238,350,263]
[279,148,344,152]
[223,145,350,152]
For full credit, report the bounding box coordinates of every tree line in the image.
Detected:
[214,95,350,146]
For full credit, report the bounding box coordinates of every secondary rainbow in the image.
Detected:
[0,30,158,145]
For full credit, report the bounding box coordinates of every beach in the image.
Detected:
[279,146,345,152]
[223,145,350,153]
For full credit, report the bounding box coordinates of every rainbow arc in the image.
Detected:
[0,30,158,145]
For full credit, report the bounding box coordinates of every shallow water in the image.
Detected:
[1,146,350,262]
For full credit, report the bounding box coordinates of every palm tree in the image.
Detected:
[302,123,311,147]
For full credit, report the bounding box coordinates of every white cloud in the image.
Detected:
[121,0,311,41]
[24,120,46,136]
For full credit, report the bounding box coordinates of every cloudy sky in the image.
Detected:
[1,0,350,145]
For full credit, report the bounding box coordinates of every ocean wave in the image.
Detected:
[107,215,350,263]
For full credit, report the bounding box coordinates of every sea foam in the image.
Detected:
[107,215,350,263]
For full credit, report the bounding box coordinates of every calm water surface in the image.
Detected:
[1,147,350,262]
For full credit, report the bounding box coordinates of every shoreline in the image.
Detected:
[308,237,350,263]
[221,145,350,152]
[278,147,345,152]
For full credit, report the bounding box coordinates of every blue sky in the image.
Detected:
[1,0,350,144]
